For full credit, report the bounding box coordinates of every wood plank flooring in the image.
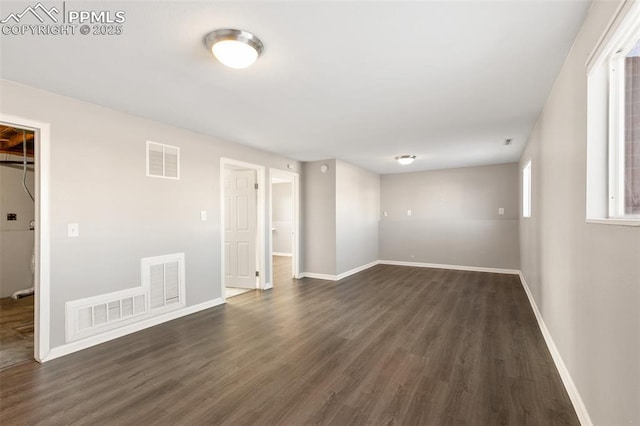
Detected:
[273,255,293,286]
[0,295,34,371]
[0,265,579,425]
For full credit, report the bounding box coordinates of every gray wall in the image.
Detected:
[0,155,35,297]
[336,160,379,274]
[0,79,300,349]
[302,159,336,275]
[519,1,640,424]
[380,163,520,270]
[272,182,293,254]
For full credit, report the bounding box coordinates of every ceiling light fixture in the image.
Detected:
[203,29,264,69]
[395,155,416,165]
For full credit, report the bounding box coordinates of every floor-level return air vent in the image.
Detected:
[66,288,148,341]
[66,253,186,342]
[142,253,186,313]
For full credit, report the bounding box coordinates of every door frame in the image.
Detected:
[220,158,266,299]
[268,168,300,286]
[0,113,51,362]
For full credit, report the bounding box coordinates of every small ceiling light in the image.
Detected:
[395,155,416,165]
[204,29,264,69]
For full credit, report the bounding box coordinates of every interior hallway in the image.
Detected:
[272,255,293,286]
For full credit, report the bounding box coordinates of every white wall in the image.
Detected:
[0,79,300,349]
[0,154,35,297]
[335,160,379,274]
[519,1,640,424]
[380,163,520,270]
[302,159,379,276]
[302,159,337,275]
[272,182,293,254]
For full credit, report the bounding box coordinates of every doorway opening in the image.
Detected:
[0,115,50,364]
[269,168,299,287]
[220,159,265,300]
[0,125,35,370]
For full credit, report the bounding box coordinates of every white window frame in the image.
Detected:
[608,28,640,218]
[585,1,640,226]
[522,160,532,218]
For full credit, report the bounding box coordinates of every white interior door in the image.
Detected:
[224,169,257,289]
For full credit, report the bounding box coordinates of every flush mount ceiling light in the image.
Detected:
[395,155,416,165]
[204,29,264,69]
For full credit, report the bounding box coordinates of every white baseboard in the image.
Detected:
[300,272,338,281]
[336,260,380,280]
[43,298,224,362]
[263,283,273,290]
[301,260,380,281]
[379,260,519,275]
[272,252,292,257]
[518,273,592,426]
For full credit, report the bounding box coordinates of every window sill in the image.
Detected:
[586,218,640,227]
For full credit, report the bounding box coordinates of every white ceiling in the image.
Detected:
[0,1,591,174]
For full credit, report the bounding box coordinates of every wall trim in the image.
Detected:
[301,260,379,281]
[300,272,338,281]
[273,252,292,257]
[263,283,273,290]
[337,260,380,280]
[44,298,224,362]
[379,260,519,275]
[518,273,593,426]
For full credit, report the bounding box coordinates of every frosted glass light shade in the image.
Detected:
[204,29,264,69]
[395,155,416,165]
[212,40,259,69]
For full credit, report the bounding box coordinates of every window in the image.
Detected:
[523,160,531,218]
[146,141,180,179]
[609,37,640,217]
[586,2,640,225]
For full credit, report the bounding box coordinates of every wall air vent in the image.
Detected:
[142,253,185,313]
[65,253,186,342]
[147,141,180,179]
[66,289,147,341]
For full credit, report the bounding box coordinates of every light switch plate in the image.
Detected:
[407,210,412,216]
[200,210,207,221]
[498,208,504,215]
[68,223,79,237]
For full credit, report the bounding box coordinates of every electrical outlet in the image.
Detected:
[200,210,207,221]
[498,208,504,215]
[383,211,388,217]
[407,209,412,216]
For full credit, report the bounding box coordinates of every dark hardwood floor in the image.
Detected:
[0,295,34,371]
[0,265,578,425]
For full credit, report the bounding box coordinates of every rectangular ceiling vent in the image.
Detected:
[147,141,180,179]
[141,253,186,313]
[66,288,147,342]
